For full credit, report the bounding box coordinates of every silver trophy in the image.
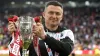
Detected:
[18,16,36,56]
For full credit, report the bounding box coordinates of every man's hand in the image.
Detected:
[32,23,46,39]
[8,21,16,34]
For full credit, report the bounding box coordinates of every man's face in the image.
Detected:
[43,5,63,27]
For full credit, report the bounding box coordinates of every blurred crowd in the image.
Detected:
[0,6,100,51]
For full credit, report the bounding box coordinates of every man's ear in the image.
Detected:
[42,12,45,18]
[43,11,47,20]
[60,14,63,21]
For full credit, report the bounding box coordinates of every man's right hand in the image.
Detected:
[8,21,16,34]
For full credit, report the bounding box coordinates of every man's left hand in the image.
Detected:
[32,23,46,39]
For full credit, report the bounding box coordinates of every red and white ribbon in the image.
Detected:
[8,31,23,56]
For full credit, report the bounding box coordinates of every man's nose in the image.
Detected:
[52,13,56,18]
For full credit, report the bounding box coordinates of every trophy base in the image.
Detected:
[22,49,29,56]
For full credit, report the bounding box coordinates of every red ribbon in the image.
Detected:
[9,30,22,56]
[8,15,18,22]
[33,16,41,56]
[34,16,41,23]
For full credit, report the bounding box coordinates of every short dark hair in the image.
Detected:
[45,1,63,9]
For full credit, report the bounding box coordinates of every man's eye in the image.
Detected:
[56,12,61,15]
[48,11,54,15]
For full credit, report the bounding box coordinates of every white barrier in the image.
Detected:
[0,50,9,54]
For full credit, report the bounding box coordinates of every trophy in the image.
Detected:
[19,16,36,56]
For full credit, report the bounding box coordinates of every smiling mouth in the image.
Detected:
[52,21,56,22]
[51,19,58,21]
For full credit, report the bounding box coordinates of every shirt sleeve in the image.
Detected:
[43,30,74,55]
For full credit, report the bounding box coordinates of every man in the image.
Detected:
[8,1,74,56]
